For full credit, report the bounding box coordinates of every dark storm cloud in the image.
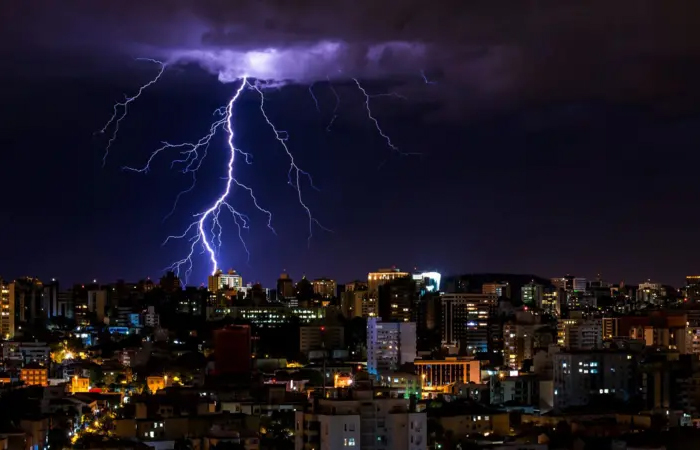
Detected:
[3,1,700,110]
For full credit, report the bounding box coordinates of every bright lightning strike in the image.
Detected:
[164,78,253,280]
[248,81,331,246]
[99,59,166,166]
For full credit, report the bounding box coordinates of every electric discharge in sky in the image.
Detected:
[99,58,408,283]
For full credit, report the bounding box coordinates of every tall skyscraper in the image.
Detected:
[368,268,410,296]
[367,318,416,375]
[0,280,14,339]
[13,277,44,325]
[521,282,543,306]
[441,293,497,355]
[277,272,295,301]
[378,277,416,322]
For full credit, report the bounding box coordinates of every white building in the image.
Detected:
[295,387,426,450]
[367,318,416,375]
[2,341,50,364]
[552,350,635,411]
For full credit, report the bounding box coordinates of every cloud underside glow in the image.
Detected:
[168,41,428,83]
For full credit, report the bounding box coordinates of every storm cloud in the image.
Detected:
[3,1,700,111]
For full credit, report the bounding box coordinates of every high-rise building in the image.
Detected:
[214,325,251,375]
[368,268,410,296]
[12,277,44,325]
[43,280,59,319]
[378,277,416,322]
[367,318,416,375]
[521,282,543,307]
[312,278,337,299]
[87,289,108,323]
[441,293,497,355]
[540,289,561,316]
[557,318,602,350]
[208,269,243,292]
[0,280,14,339]
[277,272,295,301]
[341,289,376,319]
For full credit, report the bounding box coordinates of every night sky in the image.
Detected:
[1,2,700,287]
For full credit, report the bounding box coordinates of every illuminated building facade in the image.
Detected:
[540,290,561,316]
[412,272,441,294]
[378,277,416,322]
[341,289,376,319]
[414,358,481,393]
[441,293,496,355]
[226,306,326,326]
[0,280,13,339]
[312,278,337,298]
[208,269,243,292]
[367,318,416,375]
[367,268,410,296]
[521,282,543,307]
[277,272,295,301]
[20,363,48,387]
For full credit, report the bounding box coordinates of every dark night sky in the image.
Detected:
[1,2,700,287]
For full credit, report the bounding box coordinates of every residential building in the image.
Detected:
[208,269,243,292]
[277,273,295,301]
[295,386,427,450]
[521,282,543,307]
[312,278,337,298]
[441,293,496,355]
[20,363,48,387]
[341,289,376,319]
[552,350,637,411]
[367,318,416,375]
[482,282,510,298]
[378,277,416,322]
[414,358,481,394]
[300,325,344,355]
[0,280,14,339]
[557,318,602,350]
[2,341,50,365]
[368,268,410,296]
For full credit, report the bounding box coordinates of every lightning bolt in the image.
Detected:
[352,78,419,157]
[248,81,330,246]
[308,82,321,113]
[99,58,166,166]
[161,78,258,281]
[326,76,340,132]
[421,70,437,85]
